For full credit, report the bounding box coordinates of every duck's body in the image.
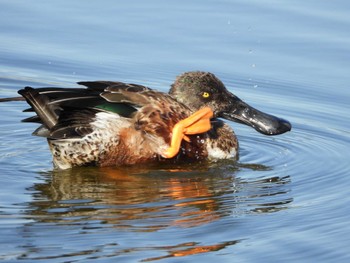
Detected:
[27,81,236,169]
[1,72,291,169]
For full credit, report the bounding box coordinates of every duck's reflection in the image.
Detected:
[30,162,292,228]
[26,161,292,260]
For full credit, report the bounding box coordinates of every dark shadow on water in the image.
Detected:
[21,160,293,261]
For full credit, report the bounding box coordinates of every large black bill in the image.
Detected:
[220,100,291,135]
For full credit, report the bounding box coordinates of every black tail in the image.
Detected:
[2,82,140,134]
[18,87,59,129]
[15,85,108,131]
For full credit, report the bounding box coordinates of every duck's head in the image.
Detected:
[169,71,291,135]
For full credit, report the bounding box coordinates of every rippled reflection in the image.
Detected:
[140,240,240,261]
[30,163,292,227]
[19,161,292,261]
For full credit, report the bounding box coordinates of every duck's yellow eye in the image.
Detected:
[202,92,210,98]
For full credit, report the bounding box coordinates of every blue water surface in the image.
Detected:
[0,0,350,262]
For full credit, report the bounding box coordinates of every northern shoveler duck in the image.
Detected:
[0,71,291,169]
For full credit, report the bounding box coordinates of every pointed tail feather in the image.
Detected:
[18,87,59,129]
[0,97,25,102]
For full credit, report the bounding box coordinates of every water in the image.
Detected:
[1,0,350,262]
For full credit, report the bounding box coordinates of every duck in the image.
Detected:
[0,71,291,169]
